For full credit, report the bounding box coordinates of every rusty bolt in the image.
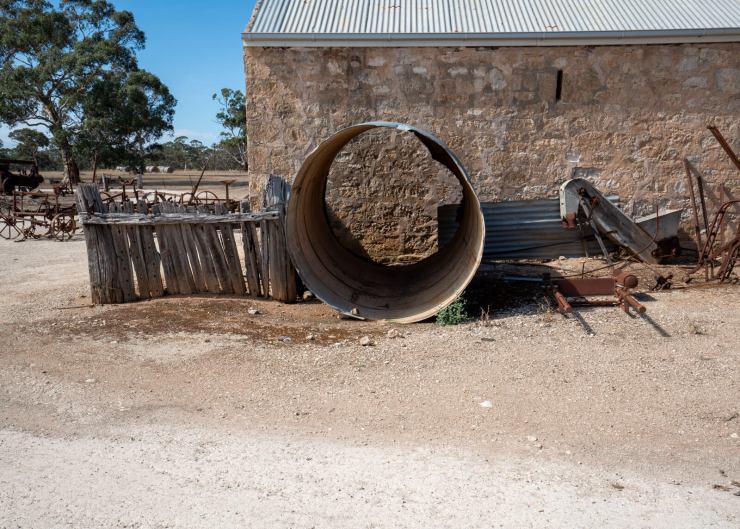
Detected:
[614,272,639,290]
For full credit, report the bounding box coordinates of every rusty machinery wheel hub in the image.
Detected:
[286,122,485,323]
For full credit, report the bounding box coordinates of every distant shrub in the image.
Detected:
[436,295,469,326]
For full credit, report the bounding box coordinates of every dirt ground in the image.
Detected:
[1,236,739,528]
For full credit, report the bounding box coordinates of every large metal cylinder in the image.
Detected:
[286,122,485,323]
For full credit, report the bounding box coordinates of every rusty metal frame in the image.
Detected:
[544,272,646,315]
[687,200,740,283]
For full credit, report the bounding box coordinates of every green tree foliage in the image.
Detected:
[143,137,247,172]
[1,129,60,169]
[8,127,48,161]
[147,136,210,170]
[76,69,175,177]
[0,0,174,183]
[213,88,247,171]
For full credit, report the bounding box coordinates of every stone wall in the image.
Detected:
[324,129,462,264]
[244,43,740,262]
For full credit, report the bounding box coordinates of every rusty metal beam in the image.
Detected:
[549,277,616,297]
[708,126,740,172]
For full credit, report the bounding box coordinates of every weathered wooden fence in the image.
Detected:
[75,183,296,305]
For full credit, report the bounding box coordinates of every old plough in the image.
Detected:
[0,159,78,241]
[0,190,78,241]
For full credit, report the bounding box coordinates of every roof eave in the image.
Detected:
[243,28,740,47]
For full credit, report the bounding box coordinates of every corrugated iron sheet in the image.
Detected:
[438,198,618,261]
[247,0,740,39]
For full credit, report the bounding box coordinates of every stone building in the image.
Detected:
[243,0,740,263]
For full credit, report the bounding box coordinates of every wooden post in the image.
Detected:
[76,184,127,304]
[277,209,298,303]
[140,226,164,297]
[219,222,246,295]
[180,224,205,292]
[206,224,233,294]
[110,224,136,302]
[259,219,271,297]
[264,175,297,303]
[267,219,285,300]
[126,226,151,298]
[240,201,263,297]
[75,185,104,304]
[192,224,221,293]
[156,224,180,295]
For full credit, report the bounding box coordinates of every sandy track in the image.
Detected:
[1,237,738,528]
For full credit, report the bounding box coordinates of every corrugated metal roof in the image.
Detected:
[244,0,740,46]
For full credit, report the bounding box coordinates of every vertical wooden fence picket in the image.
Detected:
[75,183,297,305]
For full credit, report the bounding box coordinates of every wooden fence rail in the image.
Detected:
[75,183,296,305]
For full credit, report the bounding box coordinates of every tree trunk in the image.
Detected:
[91,153,98,183]
[59,143,80,187]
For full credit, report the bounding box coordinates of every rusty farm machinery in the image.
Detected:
[0,159,79,241]
[0,189,79,241]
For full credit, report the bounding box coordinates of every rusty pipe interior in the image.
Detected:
[286,122,485,323]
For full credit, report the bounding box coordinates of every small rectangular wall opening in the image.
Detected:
[556,70,563,102]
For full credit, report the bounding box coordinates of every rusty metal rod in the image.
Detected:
[569,300,617,307]
[616,288,646,314]
[188,157,211,205]
[691,163,710,237]
[687,200,740,279]
[683,158,704,250]
[708,126,740,172]
[687,160,712,278]
[553,290,573,314]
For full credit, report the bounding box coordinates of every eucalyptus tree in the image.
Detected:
[8,127,49,162]
[213,88,248,171]
[0,0,174,184]
[76,70,175,178]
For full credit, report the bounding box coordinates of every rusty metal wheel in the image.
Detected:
[11,218,32,241]
[0,215,22,240]
[178,192,195,205]
[195,191,219,205]
[22,219,43,240]
[0,201,28,240]
[50,213,77,241]
[141,191,165,208]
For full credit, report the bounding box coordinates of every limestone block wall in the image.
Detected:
[245,43,740,263]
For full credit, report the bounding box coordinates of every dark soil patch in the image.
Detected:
[46,296,385,346]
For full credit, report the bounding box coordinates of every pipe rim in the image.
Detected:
[287,121,485,323]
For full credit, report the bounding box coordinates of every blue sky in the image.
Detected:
[1,0,257,146]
